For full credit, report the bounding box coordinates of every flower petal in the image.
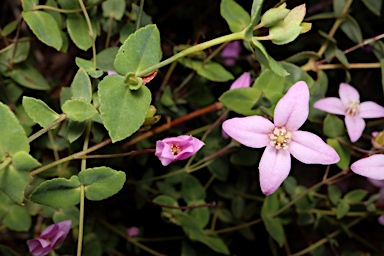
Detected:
[274,81,309,131]
[222,116,273,148]
[359,101,384,118]
[289,131,340,164]
[345,115,365,142]
[351,154,384,180]
[259,146,291,195]
[229,72,252,90]
[339,83,360,105]
[155,140,175,166]
[313,97,345,115]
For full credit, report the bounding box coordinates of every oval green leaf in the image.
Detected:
[219,87,262,116]
[181,174,206,203]
[67,14,97,51]
[61,99,97,122]
[9,63,50,90]
[220,0,251,32]
[323,114,345,137]
[22,96,60,128]
[78,167,126,201]
[70,69,92,102]
[179,59,234,82]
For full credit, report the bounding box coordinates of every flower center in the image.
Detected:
[169,144,182,155]
[345,101,360,116]
[268,127,292,150]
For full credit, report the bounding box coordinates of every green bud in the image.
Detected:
[143,115,161,126]
[373,131,384,149]
[145,105,157,119]
[261,4,290,27]
[124,72,143,90]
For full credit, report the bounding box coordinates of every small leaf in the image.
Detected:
[3,204,31,231]
[61,99,98,122]
[78,167,126,201]
[67,14,97,51]
[344,189,368,203]
[152,195,181,214]
[98,75,151,142]
[335,49,350,68]
[0,102,29,156]
[1,20,18,36]
[362,0,382,16]
[336,199,350,219]
[70,69,93,102]
[181,174,206,203]
[179,59,234,82]
[30,176,81,208]
[262,217,285,247]
[340,14,362,43]
[219,87,261,116]
[261,192,280,216]
[22,11,62,50]
[66,120,87,143]
[53,206,80,227]
[323,114,345,137]
[95,47,119,71]
[114,24,162,75]
[251,38,289,77]
[189,200,210,228]
[0,164,31,203]
[22,96,60,128]
[75,57,103,78]
[220,0,251,32]
[328,185,342,205]
[9,63,50,90]
[231,196,245,219]
[12,151,40,172]
[246,0,265,38]
[102,0,126,20]
[5,40,30,64]
[327,138,350,170]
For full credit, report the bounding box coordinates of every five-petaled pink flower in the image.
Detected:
[222,81,340,195]
[221,41,241,66]
[27,220,72,256]
[155,135,204,166]
[229,72,252,90]
[314,83,384,142]
[351,154,384,180]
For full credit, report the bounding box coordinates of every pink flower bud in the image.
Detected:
[127,226,140,237]
[221,41,241,66]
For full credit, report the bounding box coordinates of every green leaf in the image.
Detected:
[102,0,126,20]
[0,191,31,231]
[323,114,345,137]
[251,38,289,77]
[344,189,368,203]
[53,206,80,227]
[95,47,119,71]
[22,96,60,128]
[327,138,350,170]
[0,102,29,156]
[246,0,265,38]
[9,63,50,90]
[4,40,30,64]
[70,69,93,102]
[30,176,81,208]
[62,99,97,122]
[98,75,151,142]
[21,0,38,10]
[199,236,230,255]
[336,199,350,219]
[262,217,285,247]
[0,162,31,203]
[219,87,261,116]
[22,11,62,50]
[181,174,206,203]
[340,14,362,43]
[1,20,18,37]
[328,185,342,205]
[12,151,40,171]
[75,58,103,79]
[362,0,382,16]
[220,0,251,32]
[152,195,181,215]
[66,120,87,143]
[78,167,126,201]
[114,24,162,75]
[261,192,280,216]
[179,59,234,82]
[335,49,350,68]
[67,14,97,51]
[189,200,210,228]
[231,196,245,219]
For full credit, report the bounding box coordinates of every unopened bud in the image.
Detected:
[261,4,290,27]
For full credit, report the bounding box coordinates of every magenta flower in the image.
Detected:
[222,81,340,195]
[27,220,72,256]
[155,135,204,166]
[127,226,140,237]
[314,83,384,142]
[351,154,384,180]
[221,40,241,66]
[229,72,252,90]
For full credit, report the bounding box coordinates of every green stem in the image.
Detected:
[0,157,12,172]
[47,130,62,174]
[28,114,67,143]
[78,0,96,70]
[206,218,263,235]
[136,31,245,77]
[32,0,106,13]
[136,0,145,31]
[81,120,92,171]
[77,185,85,256]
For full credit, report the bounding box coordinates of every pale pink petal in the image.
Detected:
[155,140,175,166]
[222,116,274,148]
[378,215,384,225]
[358,101,384,118]
[345,115,365,142]
[274,81,309,131]
[313,97,345,115]
[339,83,360,106]
[221,41,241,66]
[289,131,340,164]
[351,154,384,180]
[368,178,384,188]
[229,72,252,90]
[108,70,117,75]
[372,131,379,137]
[259,146,291,195]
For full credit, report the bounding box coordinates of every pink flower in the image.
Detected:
[27,220,72,256]
[155,135,204,166]
[222,81,340,195]
[314,83,384,142]
[221,41,241,66]
[107,70,117,75]
[127,226,140,237]
[229,72,252,90]
[351,154,384,180]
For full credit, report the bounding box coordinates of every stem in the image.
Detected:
[28,114,67,143]
[47,130,62,174]
[206,218,262,235]
[135,31,245,77]
[76,185,85,256]
[32,0,106,13]
[78,0,96,70]
[317,63,381,70]
[136,0,145,31]
[76,149,156,159]
[0,157,12,172]
[105,15,114,48]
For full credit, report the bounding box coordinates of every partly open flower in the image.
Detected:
[155,135,204,166]
[351,154,384,180]
[314,83,384,142]
[372,131,384,149]
[27,220,72,256]
[221,40,241,66]
[222,81,340,195]
[229,72,252,90]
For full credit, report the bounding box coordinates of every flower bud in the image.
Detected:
[261,4,290,27]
